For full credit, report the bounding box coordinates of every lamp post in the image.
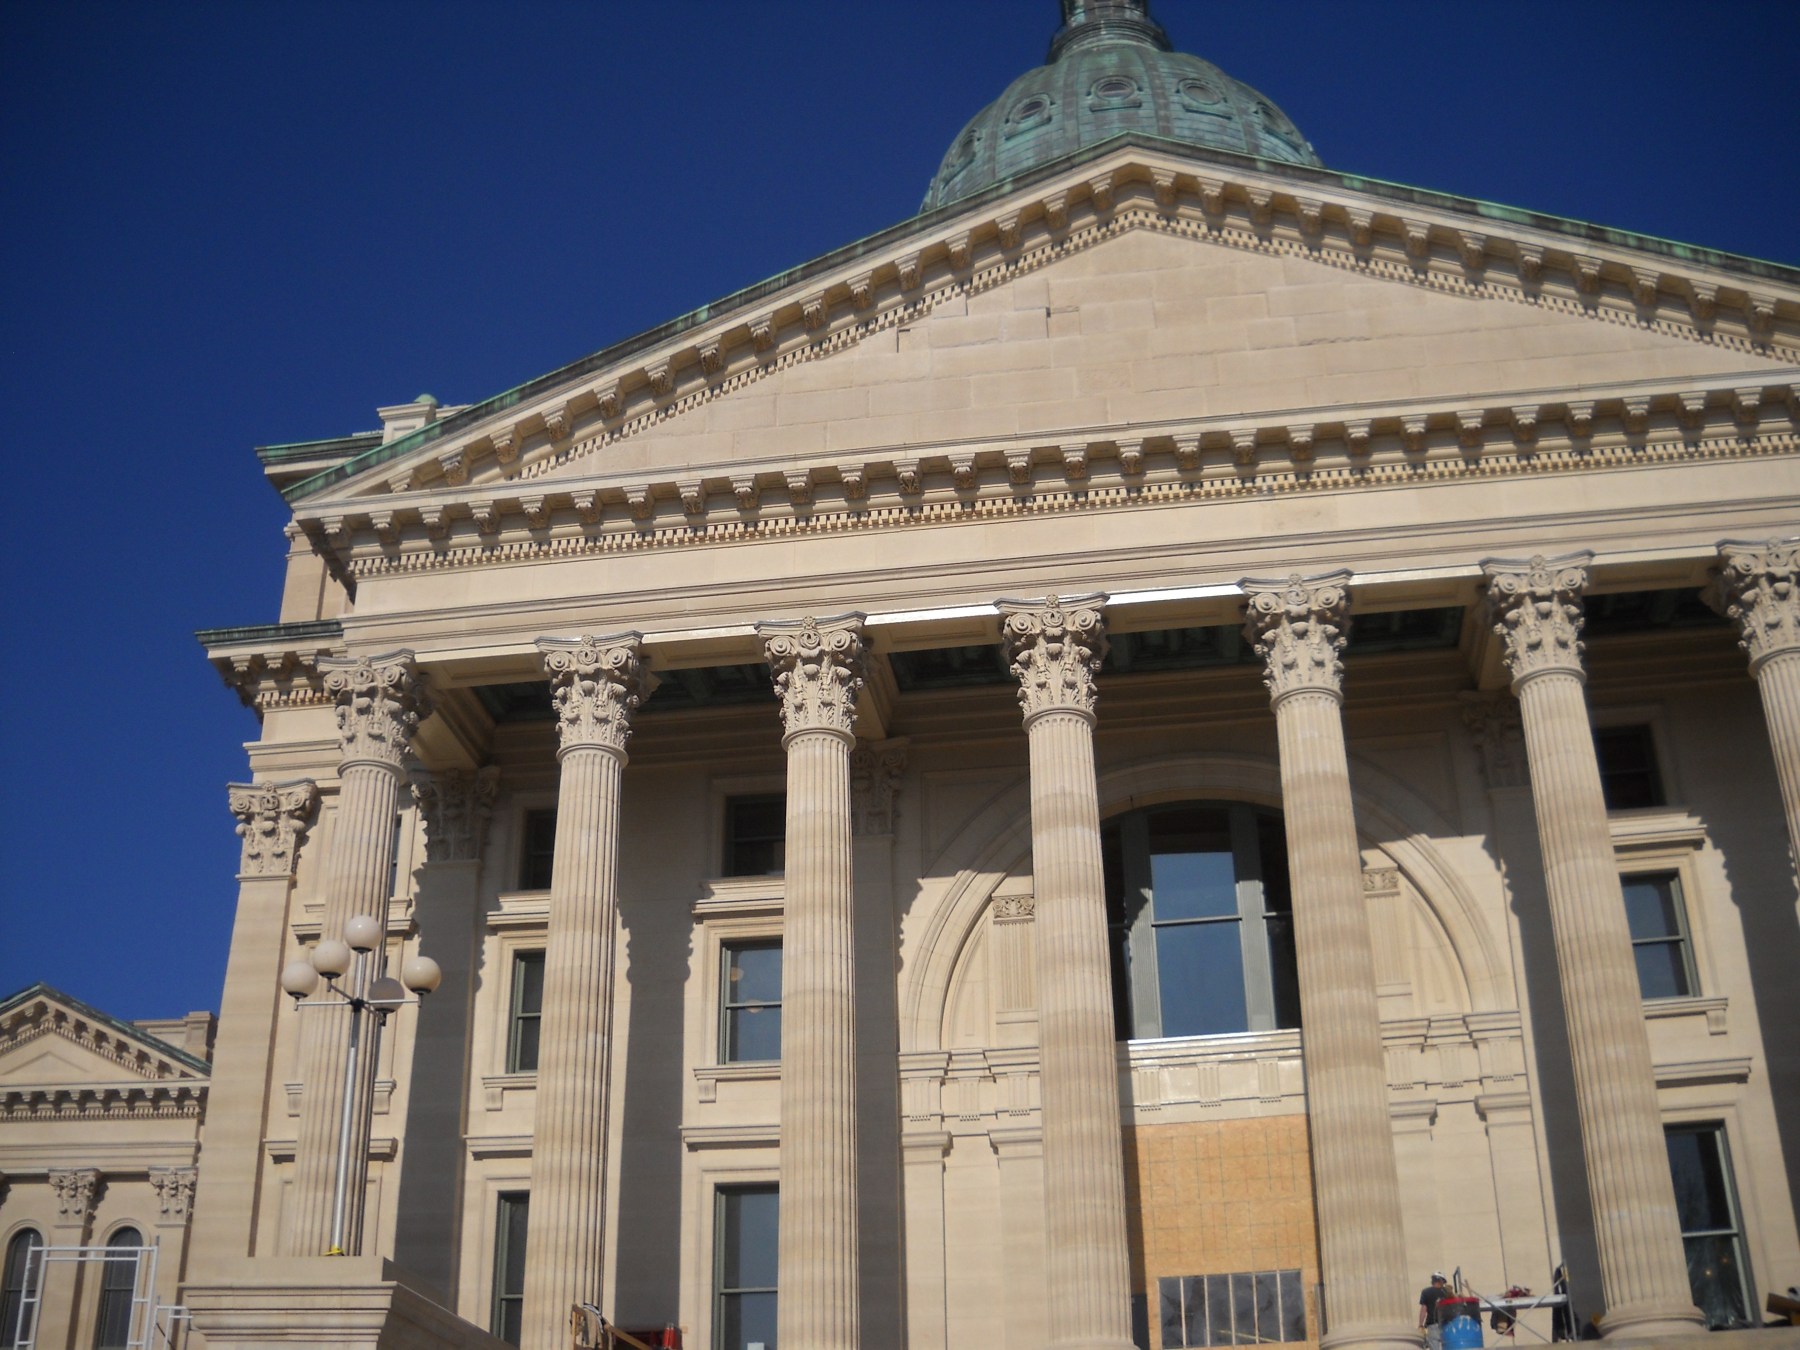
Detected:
[280,914,441,1256]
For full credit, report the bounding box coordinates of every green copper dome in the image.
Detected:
[922,1,1321,212]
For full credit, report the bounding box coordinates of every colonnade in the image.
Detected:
[273,537,1800,1348]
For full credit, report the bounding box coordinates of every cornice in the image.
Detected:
[304,389,1797,583]
[0,989,210,1082]
[0,1084,207,1123]
[196,620,343,712]
[284,142,1799,507]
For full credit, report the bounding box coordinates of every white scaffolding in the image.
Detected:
[3,1237,188,1350]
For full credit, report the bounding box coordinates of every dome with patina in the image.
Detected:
[923,0,1321,212]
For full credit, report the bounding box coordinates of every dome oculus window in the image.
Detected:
[1003,94,1056,140]
[1175,78,1225,111]
[1103,802,1300,1040]
[1088,75,1142,110]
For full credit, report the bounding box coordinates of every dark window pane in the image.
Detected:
[1206,1274,1233,1346]
[726,795,786,877]
[723,942,782,1063]
[94,1228,142,1350]
[1,1230,42,1348]
[509,952,545,1073]
[492,1193,528,1346]
[1684,1234,1751,1328]
[1667,1130,1733,1231]
[520,809,558,890]
[719,1188,779,1290]
[1279,1270,1307,1342]
[1231,1273,1255,1345]
[1104,826,1133,1040]
[729,944,782,1004]
[1148,808,1238,920]
[1634,941,1692,1000]
[1594,726,1664,809]
[1254,1272,1279,1342]
[1159,1276,1186,1348]
[719,1289,778,1350]
[1184,1277,1207,1346]
[1265,913,1302,1030]
[1155,921,1249,1036]
[1622,876,1681,940]
[727,1006,782,1062]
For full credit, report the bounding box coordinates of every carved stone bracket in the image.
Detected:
[319,651,430,771]
[149,1166,198,1223]
[1460,692,1529,789]
[227,779,319,878]
[49,1167,102,1226]
[1239,571,1351,706]
[851,740,908,836]
[1482,552,1593,687]
[537,634,650,757]
[1710,536,1800,673]
[411,766,501,863]
[996,594,1108,726]
[758,614,868,743]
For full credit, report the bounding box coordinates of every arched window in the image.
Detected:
[1103,802,1301,1039]
[93,1227,142,1350]
[1,1229,44,1347]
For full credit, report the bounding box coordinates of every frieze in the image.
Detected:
[759,614,867,743]
[319,651,430,771]
[1710,536,1800,673]
[411,766,501,863]
[227,779,319,878]
[538,634,649,756]
[1240,571,1351,706]
[1482,552,1593,687]
[997,594,1108,725]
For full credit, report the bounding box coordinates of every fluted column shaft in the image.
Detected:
[998,596,1134,1350]
[1485,554,1701,1340]
[1241,575,1416,1350]
[285,653,426,1257]
[760,614,868,1350]
[1712,538,1800,881]
[521,635,647,1350]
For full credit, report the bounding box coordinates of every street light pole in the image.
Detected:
[281,913,441,1257]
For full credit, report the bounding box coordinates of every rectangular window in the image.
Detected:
[491,1192,529,1346]
[1621,873,1695,999]
[724,795,785,877]
[520,809,558,890]
[720,941,782,1063]
[1594,724,1665,809]
[714,1185,778,1350]
[507,952,546,1073]
[1158,1268,1306,1346]
[1666,1124,1754,1329]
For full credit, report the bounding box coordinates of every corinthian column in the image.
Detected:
[1483,554,1702,1340]
[520,635,648,1350]
[1710,537,1800,878]
[1240,574,1416,1350]
[284,652,427,1257]
[996,594,1133,1350]
[758,614,867,1350]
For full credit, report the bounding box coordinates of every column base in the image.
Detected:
[1597,1298,1707,1341]
[1320,1326,1424,1350]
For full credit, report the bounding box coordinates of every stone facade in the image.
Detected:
[8,8,1800,1350]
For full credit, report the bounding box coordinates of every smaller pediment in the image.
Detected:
[0,984,209,1090]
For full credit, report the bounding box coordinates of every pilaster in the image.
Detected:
[1240,573,1417,1350]
[1483,554,1702,1340]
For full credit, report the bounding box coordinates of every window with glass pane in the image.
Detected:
[724,795,785,877]
[1621,873,1695,999]
[1666,1125,1754,1329]
[715,1185,778,1350]
[721,941,782,1063]
[520,809,558,890]
[1594,725,1665,809]
[1104,803,1299,1040]
[1,1229,42,1349]
[507,951,545,1072]
[491,1192,529,1346]
[1158,1268,1306,1346]
[93,1228,142,1350]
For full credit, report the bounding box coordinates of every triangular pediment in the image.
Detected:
[0,985,208,1088]
[284,142,1798,557]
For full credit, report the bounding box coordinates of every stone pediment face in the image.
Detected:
[0,986,208,1090]
[286,145,1799,570]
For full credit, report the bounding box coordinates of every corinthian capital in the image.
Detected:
[1240,571,1351,706]
[227,779,320,877]
[319,652,430,771]
[759,614,868,742]
[537,633,650,756]
[149,1166,198,1223]
[50,1167,102,1224]
[1482,552,1592,688]
[411,766,501,862]
[1710,536,1800,673]
[996,594,1108,725]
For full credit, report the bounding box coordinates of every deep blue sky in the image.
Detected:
[2,1,1796,1022]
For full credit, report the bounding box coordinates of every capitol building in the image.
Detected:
[4,3,1799,1348]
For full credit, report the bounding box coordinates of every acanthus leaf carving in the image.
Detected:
[759,614,868,743]
[997,594,1108,725]
[227,779,320,878]
[319,652,429,771]
[50,1167,102,1223]
[538,634,649,757]
[1482,552,1592,687]
[851,739,908,836]
[1709,536,1800,673]
[1240,572,1351,706]
[411,766,501,863]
